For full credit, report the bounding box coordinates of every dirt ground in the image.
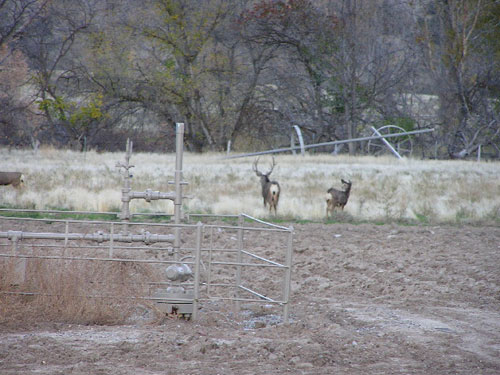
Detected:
[1,222,499,375]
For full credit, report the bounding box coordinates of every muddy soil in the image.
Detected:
[1,222,499,374]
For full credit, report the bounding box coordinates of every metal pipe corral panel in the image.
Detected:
[1,230,175,244]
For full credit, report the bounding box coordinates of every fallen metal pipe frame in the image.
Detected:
[224,127,435,159]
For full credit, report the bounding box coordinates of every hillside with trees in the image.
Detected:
[1,0,499,158]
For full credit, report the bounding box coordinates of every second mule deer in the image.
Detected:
[326,179,352,219]
[0,172,25,188]
[253,157,280,214]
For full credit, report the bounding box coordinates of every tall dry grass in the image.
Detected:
[1,146,499,223]
[0,255,160,327]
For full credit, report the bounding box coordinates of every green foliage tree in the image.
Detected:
[21,0,99,150]
[132,0,234,151]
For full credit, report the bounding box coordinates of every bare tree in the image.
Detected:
[0,0,51,48]
[0,0,51,147]
[417,0,500,158]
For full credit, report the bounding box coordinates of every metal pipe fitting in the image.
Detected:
[165,263,192,282]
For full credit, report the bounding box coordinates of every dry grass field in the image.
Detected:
[1,147,499,374]
[1,147,499,223]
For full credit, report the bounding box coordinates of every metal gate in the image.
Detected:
[0,214,293,322]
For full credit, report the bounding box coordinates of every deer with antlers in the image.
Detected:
[253,156,280,215]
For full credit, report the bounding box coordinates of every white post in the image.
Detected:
[173,123,184,259]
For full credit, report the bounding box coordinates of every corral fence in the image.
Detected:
[0,122,294,323]
[0,212,293,323]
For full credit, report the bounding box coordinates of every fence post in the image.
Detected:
[118,138,133,234]
[63,221,69,257]
[173,123,184,260]
[109,222,114,258]
[192,222,203,321]
[10,233,26,285]
[207,226,213,298]
[235,214,244,314]
[282,226,294,323]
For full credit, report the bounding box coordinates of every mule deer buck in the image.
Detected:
[326,179,352,219]
[253,157,280,214]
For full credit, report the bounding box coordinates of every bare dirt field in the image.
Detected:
[1,222,499,375]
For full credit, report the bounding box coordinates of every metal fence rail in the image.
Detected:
[0,213,294,323]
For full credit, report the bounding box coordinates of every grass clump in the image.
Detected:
[0,257,157,327]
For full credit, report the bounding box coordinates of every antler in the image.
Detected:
[253,157,263,176]
[267,156,276,175]
[253,156,277,177]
